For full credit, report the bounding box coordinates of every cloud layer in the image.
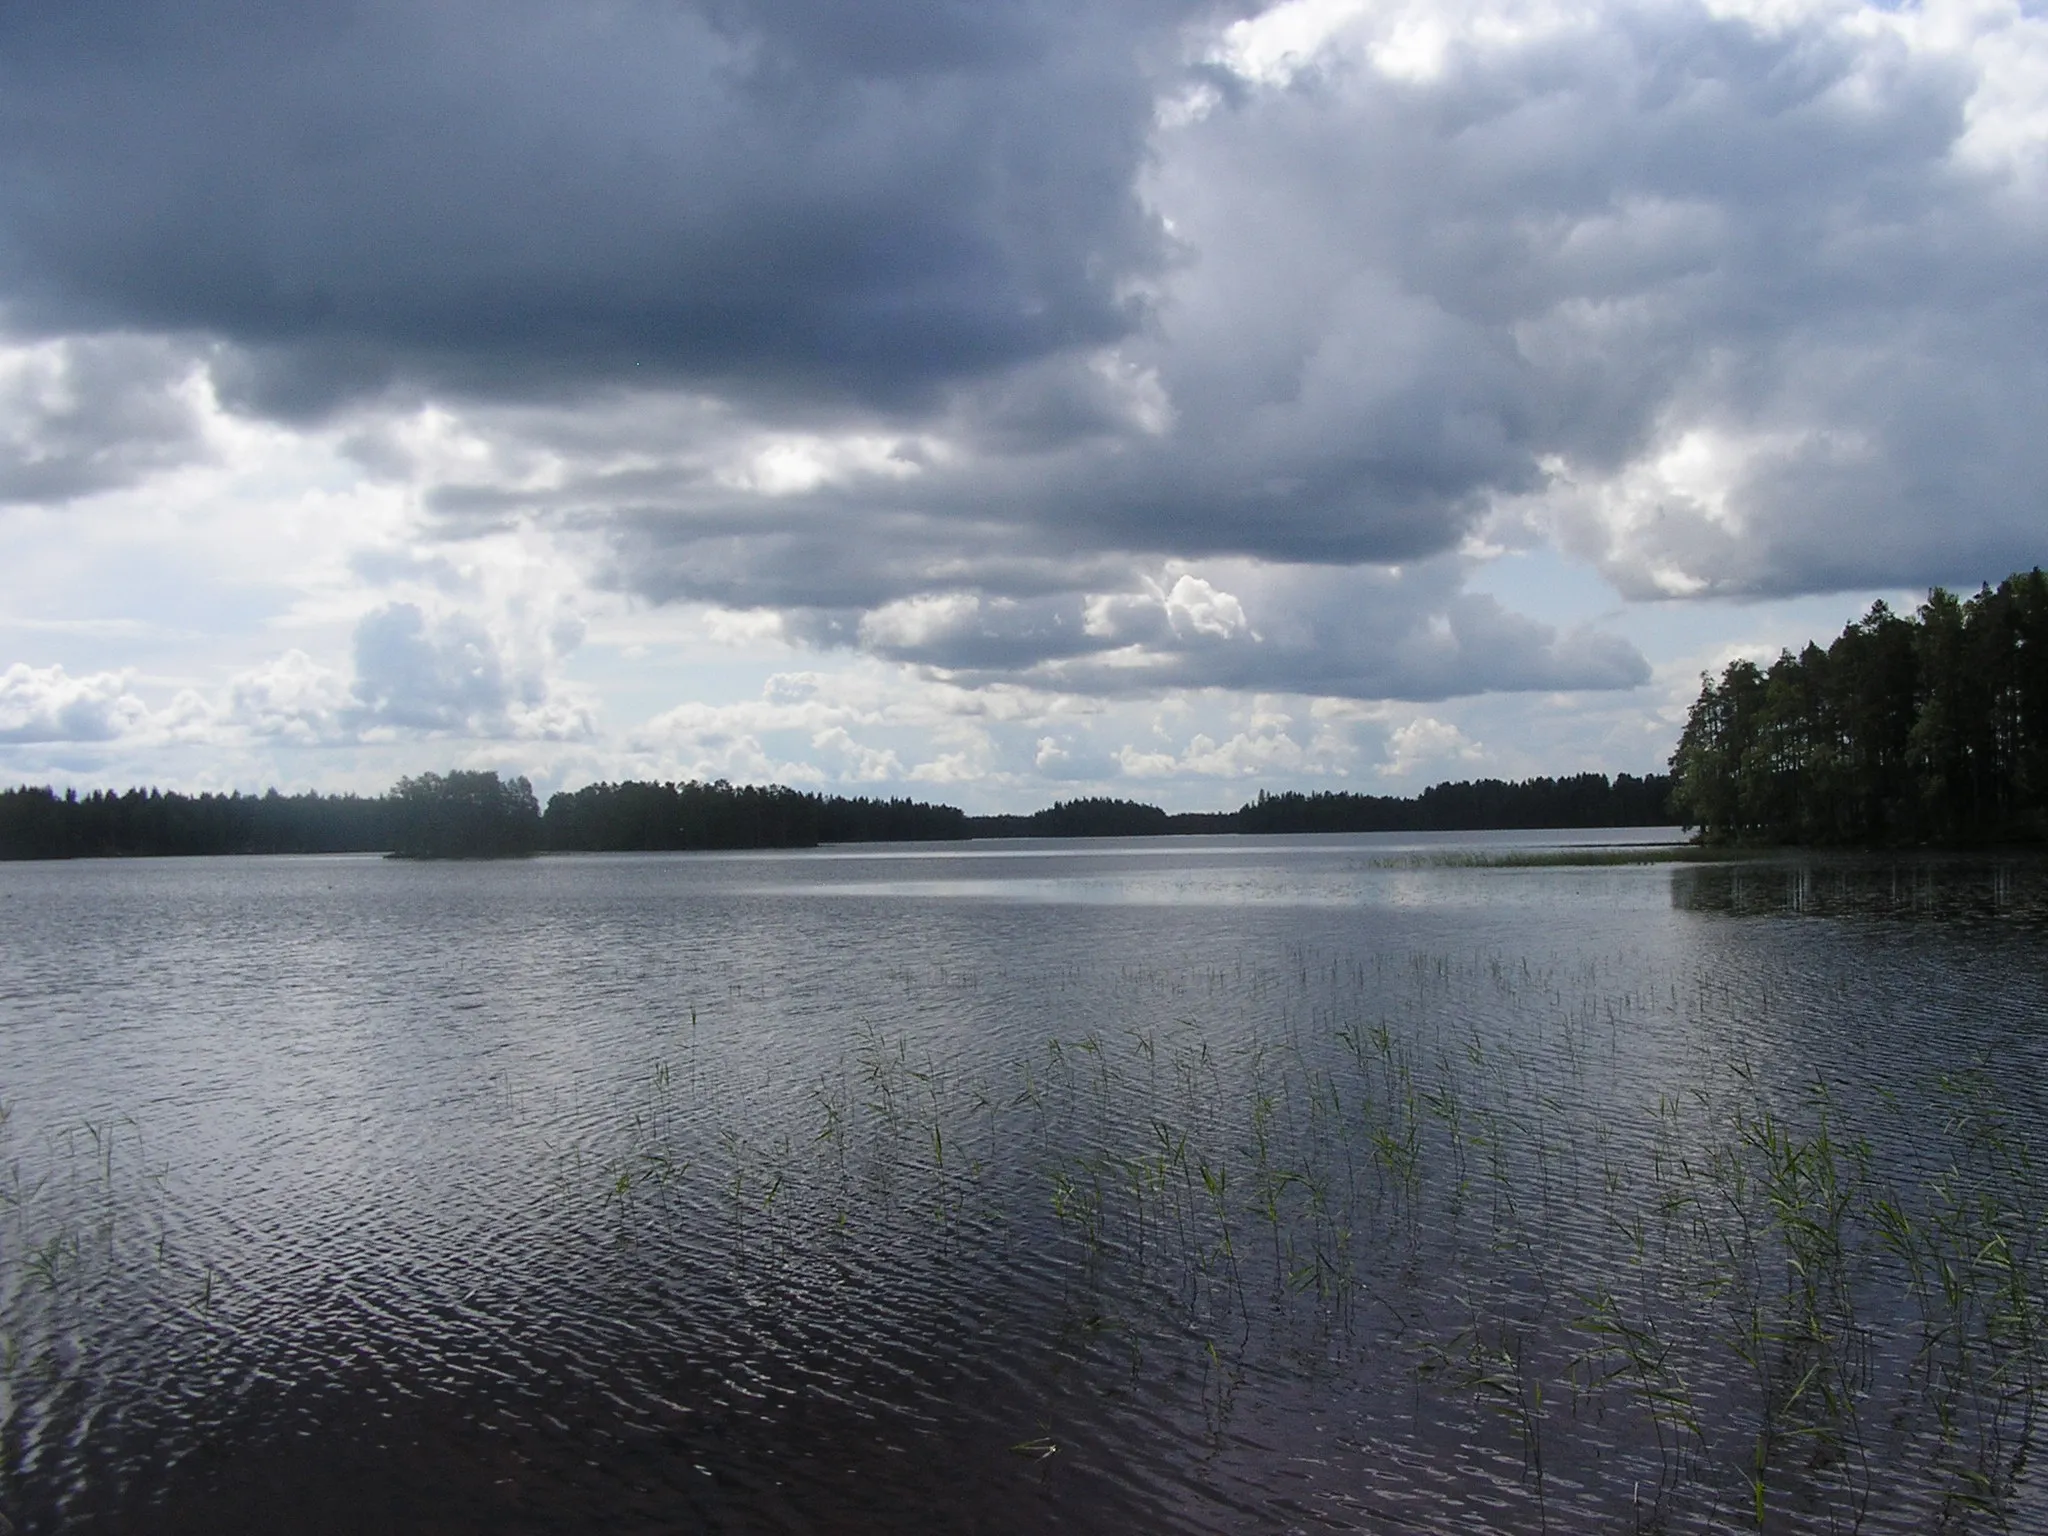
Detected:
[0,0,1191,412]
[2,0,2043,795]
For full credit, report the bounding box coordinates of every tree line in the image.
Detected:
[0,784,399,859]
[21,561,2043,858]
[0,775,973,859]
[539,780,969,850]
[1,770,1677,860]
[1235,773,1674,834]
[967,798,1238,837]
[1669,568,2048,845]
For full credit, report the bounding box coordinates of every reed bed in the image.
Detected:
[581,952,2048,1531]
[4,949,2044,1531]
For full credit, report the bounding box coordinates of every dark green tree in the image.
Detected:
[389,771,541,858]
[1670,570,2048,844]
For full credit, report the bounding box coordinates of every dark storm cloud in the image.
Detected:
[1095,0,2048,592]
[431,0,2048,659]
[0,0,1199,414]
[8,0,2043,712]
[601,501,1136,614]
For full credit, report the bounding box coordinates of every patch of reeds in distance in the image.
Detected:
[1406,843,1748,869]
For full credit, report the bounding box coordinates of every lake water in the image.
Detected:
[4,832,2048,1533]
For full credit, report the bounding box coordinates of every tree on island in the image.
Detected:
[1028,798,1172,837]
[388,771,542,859]
[1669,568,2048,844]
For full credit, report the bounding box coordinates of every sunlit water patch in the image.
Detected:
[2,837,2046,1532]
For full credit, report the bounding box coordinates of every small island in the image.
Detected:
[384,770,544,859]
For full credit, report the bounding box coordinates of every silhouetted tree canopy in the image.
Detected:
[815,795,970,843]
[541,779,814,851]
[966,798,1173,838]
[389,771,542,858]
[537,782,969,850]
[1670,569,2048,844]
[1234,773,1673,835]
[0,785,393,858]
[3,768,1678,860]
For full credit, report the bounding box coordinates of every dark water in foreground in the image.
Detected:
[3,832,2048,1533]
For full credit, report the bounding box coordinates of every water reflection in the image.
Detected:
[0,844,2044,1532]
[1673,852,2048,923]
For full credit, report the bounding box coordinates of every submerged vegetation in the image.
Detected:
[1672,567,2048,846]
[594,962,2048,1530]
[6,922,2046,1528]
[1421,842,1727,868]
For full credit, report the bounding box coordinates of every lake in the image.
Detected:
[3,832,2047,1533]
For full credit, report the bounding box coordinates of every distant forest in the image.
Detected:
[14,569,2042,860]
[1671,568,2048,844]
[541,780,969,850]
[974,775,1673,838]
[1236,773,1674,834]
[0,770,1675,860]
[0,776,971,859]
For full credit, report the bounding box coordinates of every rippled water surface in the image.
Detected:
[4,833,2048,1533]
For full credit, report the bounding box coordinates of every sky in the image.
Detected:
[1,0,2041,812]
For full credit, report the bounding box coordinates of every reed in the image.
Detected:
[572,952,2048,1529]
[8,943,2043,1532]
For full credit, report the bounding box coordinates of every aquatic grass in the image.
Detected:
[593,963,2048,1530]
[0,1106,210,1499]
[1412,845,1727,869]
[10,941,2047,1533]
